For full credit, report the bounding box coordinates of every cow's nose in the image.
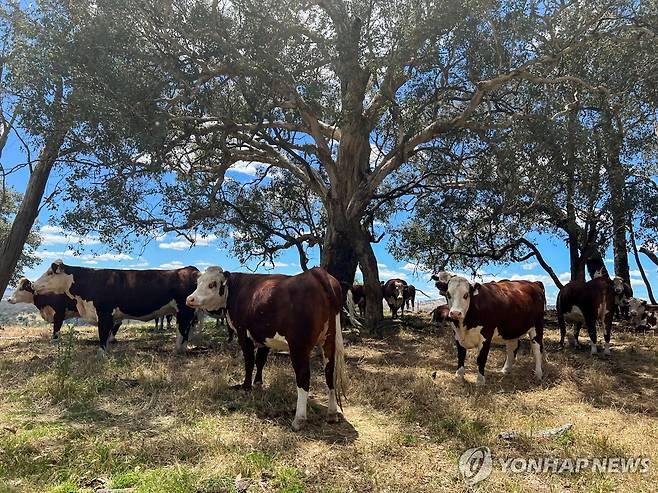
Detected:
[186,296,195,307]
[449,310,463,320]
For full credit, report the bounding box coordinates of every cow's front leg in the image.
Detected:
[254,347,270,386]
[97,312,114,358]
[290,349,311,431]
[235,338,255,390]
[476,339,491,386]
[585,317,598,354]
[52,310,65,340]
[455,338,467,380]
[573,323,582,349]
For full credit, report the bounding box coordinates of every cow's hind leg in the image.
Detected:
[253,347,270,386]
[585,315,598,354]
[175,307,195,353]
[603,310,613,355]
[289,348,311,431]
[501,339,519,374]
[528,325,544,380]
[573,323,582,349]
[322,331,339,423]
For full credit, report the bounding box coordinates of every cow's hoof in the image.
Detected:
[535,370,543,381]
[326,413,339,424]
[455,367,465,380]
[603,348,611,356]
[292,417,307,431]
[590,345,598,355]
[476,373,486,386]
[96,348,108,360]
[231,384,252,391]
[52,333,59,341]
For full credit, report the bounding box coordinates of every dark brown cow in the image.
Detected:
[557,276,615,355]
[348,284,367,317]
[32,261,199,355]
[404,285,416,312]
[430,303,451,330]
[432,272,545,385]
[612,276,633,320]
[186,266,347,431]
[8,277,123,340]
[383,278,408,318]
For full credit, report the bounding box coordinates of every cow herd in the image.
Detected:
[5,259,658,430]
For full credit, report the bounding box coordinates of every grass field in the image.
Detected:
[0,314,656,492]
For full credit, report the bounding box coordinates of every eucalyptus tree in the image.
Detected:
[43,0,650,324]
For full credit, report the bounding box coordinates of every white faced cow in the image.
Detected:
[432,272,546,386]
[186,266,347,431]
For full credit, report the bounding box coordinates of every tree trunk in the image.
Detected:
[321,221,359,289]
[0,125,67,295]
[629,223,656,303]
[602,108,630,283]
[352,226,383,326]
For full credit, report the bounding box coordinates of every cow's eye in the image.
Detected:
[209,281,217,289]
[463,293,469,300]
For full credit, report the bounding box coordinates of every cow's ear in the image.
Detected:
[642,300,647,306]
[51,262,63,274]
[472,282,481,296]
[223,271,231,280]
[431,274,440,281]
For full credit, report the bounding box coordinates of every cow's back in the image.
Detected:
[466,280,545,332]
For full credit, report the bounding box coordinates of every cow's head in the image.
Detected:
[389,280,405,300]
[186,266,229,311]
[32,260,74,296]
[435,272,481,321]
[431,271,453,295]
[8,278,35,304]
[612,276,625,295]
[628,297,647,318]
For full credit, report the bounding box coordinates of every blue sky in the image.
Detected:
[2,130,657,306]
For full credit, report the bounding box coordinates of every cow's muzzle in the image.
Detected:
[449,310,464,320]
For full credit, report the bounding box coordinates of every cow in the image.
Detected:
[556,276,615,355]
[383,278,408,318]
[628,298,658,331]
[403,285,416,312]
[348,284,367,317]
[430,303,451,329]
[612,276,633,320]
[32,261,199,356]
[8,277,123,341]
[154,314,174,330]
[185,266,347,431]
[432,272,545,386]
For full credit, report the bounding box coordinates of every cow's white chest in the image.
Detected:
[564,306,585,324]
[38,306,56,323]
[75,297,98,323]
[454,324,485,349]
[264,333,290,352]
[491,328,507,345]
[113,299,178,322]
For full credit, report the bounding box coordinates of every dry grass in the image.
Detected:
[0,314,656,492]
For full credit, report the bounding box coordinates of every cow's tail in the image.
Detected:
[334,310,348,411]
[345,289,363,329]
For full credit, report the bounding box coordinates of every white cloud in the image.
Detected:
[159,261,185,269]
[273,261,289,268]
[39,225,101,246]
[83,260,98,265]
[605,258,614,264]
[126,261,150,268]
[229,160,263,176]
[158,234,218,250]
[377,263,387,268]
[521,262,538,271]
[36,250,133,262]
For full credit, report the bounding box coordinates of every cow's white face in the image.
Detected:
[442,274,480,321]
[8,278,34,304]
[391,281,405,300]
[628,297,647,318]
[186,266,229,311]
[612,277,625,295]
[32,260,74,295]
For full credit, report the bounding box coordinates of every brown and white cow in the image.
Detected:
[383,278,408,318]
[611,276,633,320]
[628,298,658,331]
[348,284,367,317]
[32,261,199,355]
[8,277,123,341]
[185,266,347,431]
[432,272,545,385]
[557,276,615,355]
[430,303,451,330]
